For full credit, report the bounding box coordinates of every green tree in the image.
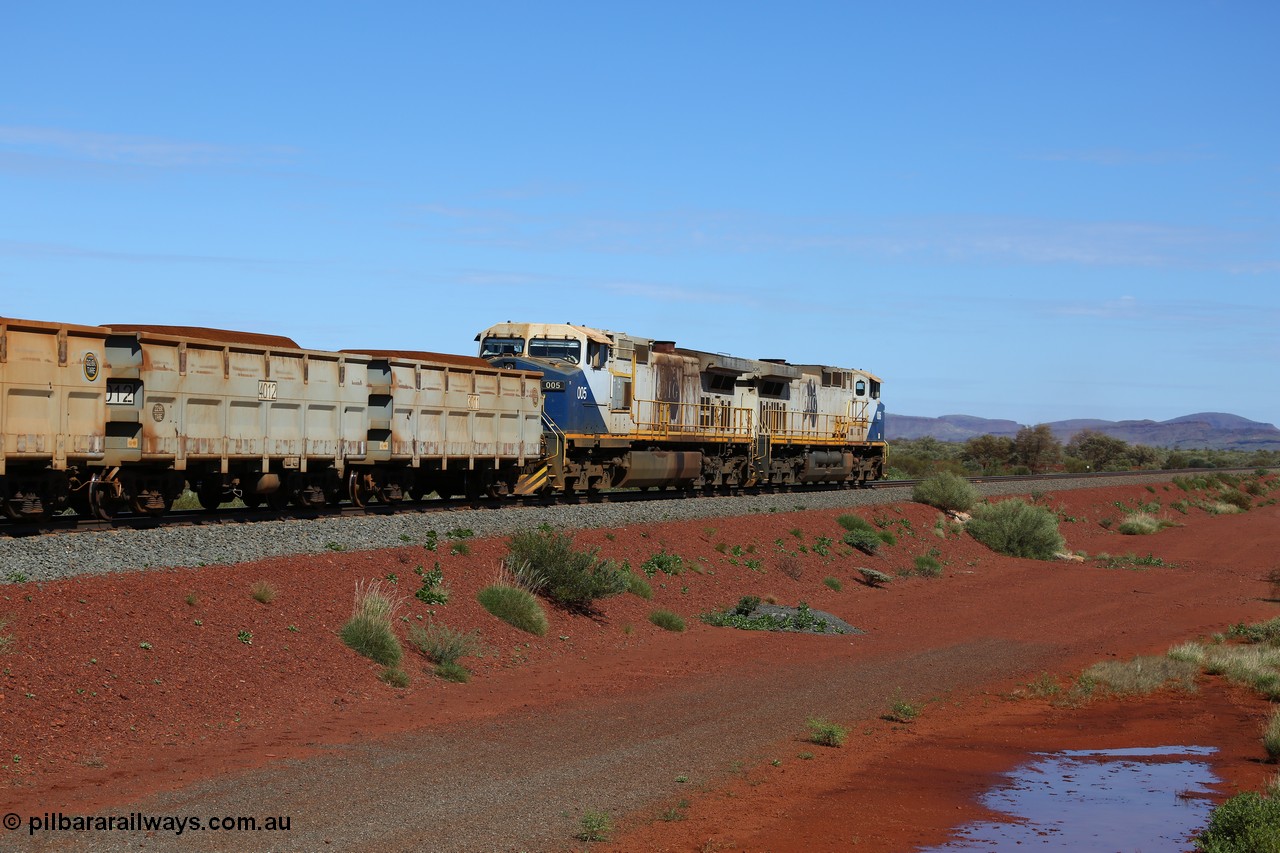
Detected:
[962,434,1015,473]
[1012,424,1062,473]
[1064,429,1130,471]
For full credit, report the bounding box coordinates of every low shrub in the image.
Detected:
[641,550,686,577]
[843,528,880,555]
[413,564,450,605]
[966,499,1065,559]
[506,529,629,612]
[577,811,613,843]
[477,585,548,636]
[702,601,843,634]
[1228,617,1280,645]
[1194,791,1280,852]
[822,576,842,591]
[912,472,979,513]
[858,567,892,587]
[339,580,403,667]
[883,698,919,723]
[806,717,846,747]
[649,610,686,632]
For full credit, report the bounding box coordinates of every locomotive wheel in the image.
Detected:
[241,492,263,509]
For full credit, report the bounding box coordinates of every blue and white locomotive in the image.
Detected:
[477,322,886,494]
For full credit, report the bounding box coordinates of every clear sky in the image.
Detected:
[2,2,1276,427]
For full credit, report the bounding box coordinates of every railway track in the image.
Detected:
[1,467,1250,539]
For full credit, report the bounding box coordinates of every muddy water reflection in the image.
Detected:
[921,745,1219,851]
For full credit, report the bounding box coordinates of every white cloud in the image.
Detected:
[0,125,295,168]
[1024,146,1215,166]
[408,202,1276,273]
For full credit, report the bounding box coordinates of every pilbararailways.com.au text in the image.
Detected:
[8,812,291,836]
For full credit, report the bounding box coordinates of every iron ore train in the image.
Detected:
[0,316,885,521]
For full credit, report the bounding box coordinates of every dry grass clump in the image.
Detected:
[1117,512,1176,536]
[1079,655,1199,696]
[409,621,480,682]
[339,579,403,668]
[477,585,548,636]
[1266,709,1280,762]
[250,580,277,604]
[648,610,686,632]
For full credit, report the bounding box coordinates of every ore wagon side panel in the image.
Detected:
[0,319,107,475]
[107,329,371,474]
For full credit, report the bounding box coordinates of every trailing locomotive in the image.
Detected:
[477,322,886,495]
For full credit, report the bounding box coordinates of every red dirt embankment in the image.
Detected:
[2,478,1278,851]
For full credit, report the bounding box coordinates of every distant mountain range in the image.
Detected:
[886,412,1280,451]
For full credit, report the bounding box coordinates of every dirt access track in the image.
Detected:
[3,477,1279,852]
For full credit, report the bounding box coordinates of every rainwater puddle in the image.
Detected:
[920,745,1220,851]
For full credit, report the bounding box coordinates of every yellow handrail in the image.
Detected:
[631,399,754,439]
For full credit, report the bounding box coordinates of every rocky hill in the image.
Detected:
[886,411,1280,451]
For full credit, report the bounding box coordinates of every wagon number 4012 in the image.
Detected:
[105,381,137,406]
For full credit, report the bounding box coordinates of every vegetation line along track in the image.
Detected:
[0,467,1248,540]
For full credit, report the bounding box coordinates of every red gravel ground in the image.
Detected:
[2,476,1279,851]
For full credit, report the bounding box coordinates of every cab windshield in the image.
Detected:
[528,338,582,364]
[480,336,525,357]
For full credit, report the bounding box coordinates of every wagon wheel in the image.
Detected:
[196,481,225,511]
[348,471,382,508]
[266,487,292,511]
[87,479,118,521]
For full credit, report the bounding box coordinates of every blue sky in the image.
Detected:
[2,2,1277,427]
